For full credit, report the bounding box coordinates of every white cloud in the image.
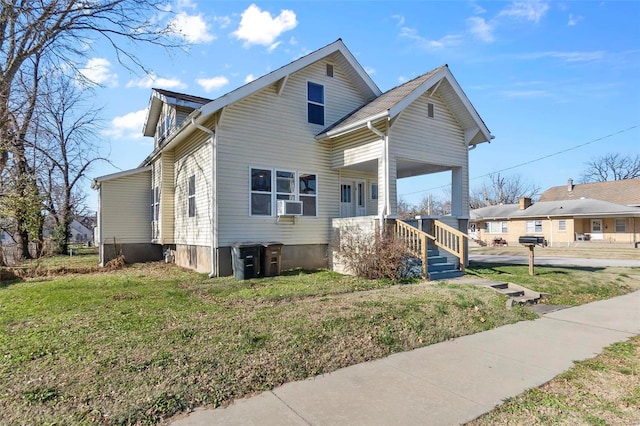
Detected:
[232,4,297,50]
[519,51,605,62]
[176,0,196,9]
[78,58,118,87]
[498,1,549,23]
[126,73,187,90]
[400,27,463,49]
[196,76,229,93]
[169,11,214,43]
[398,76,407,84]
[392,14,405,26]
[244,74,256,83]
[467,17,495,42]
[103,109,147,140]
[501,89,551,98]
[470,1,486,14]
[364,66,376,75]
[568,13,583,26]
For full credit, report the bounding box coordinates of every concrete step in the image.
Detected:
[453,279,544,306]
[428,269,464,281]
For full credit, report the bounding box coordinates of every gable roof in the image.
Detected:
[538,179,640,207]
[315,65,493,146]
[139,39,382,166]
[143,89,213,137]
[198,39,381,119]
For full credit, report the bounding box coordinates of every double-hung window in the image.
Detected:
[188,175,196,217]
[307,82,324,125]
[558,219,567,231]
[299,173,317,216]
[250,168,317,217]
[251,168,272,216]
[526,220,543,233]
[615,218,626,233]
[152,186,160,221]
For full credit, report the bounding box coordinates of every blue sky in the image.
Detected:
[83,0,640,211]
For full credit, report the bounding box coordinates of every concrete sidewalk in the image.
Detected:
[171,291,640,426]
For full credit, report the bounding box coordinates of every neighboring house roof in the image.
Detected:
[316,65,493,146]
[538,179,640,207]
[472,198,640,221]
[470,204,519,220]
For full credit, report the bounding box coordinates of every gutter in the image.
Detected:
[190,118,218,278]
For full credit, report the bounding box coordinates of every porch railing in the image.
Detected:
[393,219,470,277]
[394,220,434,277]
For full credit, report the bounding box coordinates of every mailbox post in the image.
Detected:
[518,236,546,276]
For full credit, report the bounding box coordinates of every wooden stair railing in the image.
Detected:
[392,219,471,277]
[394,220,435,277]
[431,219,470,272]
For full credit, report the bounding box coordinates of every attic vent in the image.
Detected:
[326,64,334,77]
[427,102,434,118]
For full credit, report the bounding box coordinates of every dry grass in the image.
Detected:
[467,336,640,425]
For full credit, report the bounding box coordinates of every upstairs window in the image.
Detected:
[307,82,324,125]
[188,175,196,217]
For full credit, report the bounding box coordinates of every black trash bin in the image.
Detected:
[231,243,260,280]
[260,242,283,277]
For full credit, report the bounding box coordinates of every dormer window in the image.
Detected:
[156,112,171,145]
[307,82,324,125]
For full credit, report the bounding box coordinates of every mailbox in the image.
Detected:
[519,236,546,246]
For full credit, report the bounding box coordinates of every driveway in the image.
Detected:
[469,255,640,268]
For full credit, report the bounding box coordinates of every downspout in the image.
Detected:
[191,118,217,278]
[547,215,553,247]
[367,121,389,229]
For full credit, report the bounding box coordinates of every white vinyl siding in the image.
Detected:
[390,91,468,216]
[174,135,212,246]
[215,56,366,246]
[99,170,152,243]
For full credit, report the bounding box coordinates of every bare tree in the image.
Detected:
[0,0,178,260]
[470,173,540,208]
[34,72,107,253]
[579,153,640,183]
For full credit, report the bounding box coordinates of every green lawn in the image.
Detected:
[1,259,638,424]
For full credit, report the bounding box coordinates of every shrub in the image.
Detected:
[334,224,408,281]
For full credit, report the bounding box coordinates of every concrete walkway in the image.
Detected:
[171,290,640,426]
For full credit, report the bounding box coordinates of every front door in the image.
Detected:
[355,180,366,216]
[591,219,603,240]
[340,183,354,217]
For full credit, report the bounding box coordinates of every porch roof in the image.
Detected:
[315,65,493,146]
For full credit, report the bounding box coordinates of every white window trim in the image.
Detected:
[615,218,626,233]
[526,220,543,233]
[558,219,567,232]
[249,166,318,218]
[188,175,196,218]
[307,80,325,126]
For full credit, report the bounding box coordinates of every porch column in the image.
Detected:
[387,156,398,216]
[451,167,463,217]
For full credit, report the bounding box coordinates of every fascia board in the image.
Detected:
[92,166,152,188]
[316,111,389,140]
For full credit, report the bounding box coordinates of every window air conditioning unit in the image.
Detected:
[277,200,303,216]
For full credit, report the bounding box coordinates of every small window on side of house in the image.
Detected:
[299,173,317,216]
[558,219,566,231]
[251,168,272,216]
[427,102,434,118]
[188,175,196,218]
[615,218,626,233]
